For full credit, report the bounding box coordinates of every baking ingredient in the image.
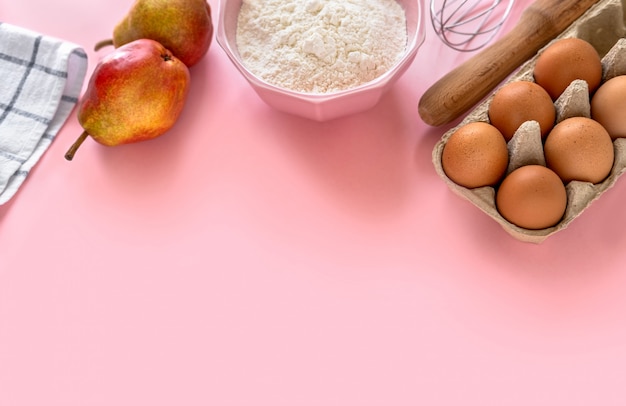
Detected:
[235,0,407,94]
[496,165,567,230]
[533,37,602,100]
[65,39,190,161]
[441,122,509,188]
[94,0,213,67]
[543,117,614,184]
[488,80,556,141]
[591,75,626,139]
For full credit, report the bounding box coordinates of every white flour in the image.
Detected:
[236,0,407,94]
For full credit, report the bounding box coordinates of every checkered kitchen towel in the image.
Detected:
[0,22,87,205]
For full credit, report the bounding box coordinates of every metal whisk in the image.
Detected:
[430,0,516,52]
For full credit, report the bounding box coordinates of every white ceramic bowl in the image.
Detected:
[216,0,425,121]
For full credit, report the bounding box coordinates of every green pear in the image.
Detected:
[95,0,213,67]
[65,39,190,161]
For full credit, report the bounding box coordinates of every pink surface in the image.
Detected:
[2,1,626,405]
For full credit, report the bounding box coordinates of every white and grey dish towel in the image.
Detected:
[0,22,87,205]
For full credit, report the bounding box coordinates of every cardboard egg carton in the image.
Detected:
[432,0,626,243]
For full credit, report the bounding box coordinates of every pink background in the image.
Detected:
[3,0,626,405]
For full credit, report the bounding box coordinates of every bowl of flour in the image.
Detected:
[216,0,425,121]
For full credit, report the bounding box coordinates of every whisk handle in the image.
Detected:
[418,0,601,127]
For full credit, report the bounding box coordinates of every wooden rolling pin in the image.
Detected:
[418,0,601,127]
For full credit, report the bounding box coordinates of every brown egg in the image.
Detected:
[533,37,602,100]
[496,165,567,230]
[488,80,556,141]
[591,75,626,139]
[544,117,614,184]
[441,122,509,188]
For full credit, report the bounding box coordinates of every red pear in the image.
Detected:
[95,0,213,67]
[65,39,190,161]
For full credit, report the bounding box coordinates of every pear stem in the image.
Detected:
[94,39,114,51]
[65,130,89,161]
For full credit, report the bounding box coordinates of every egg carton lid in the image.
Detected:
[432,0,626,244]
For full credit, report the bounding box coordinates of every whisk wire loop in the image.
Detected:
[430,0,516,52]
